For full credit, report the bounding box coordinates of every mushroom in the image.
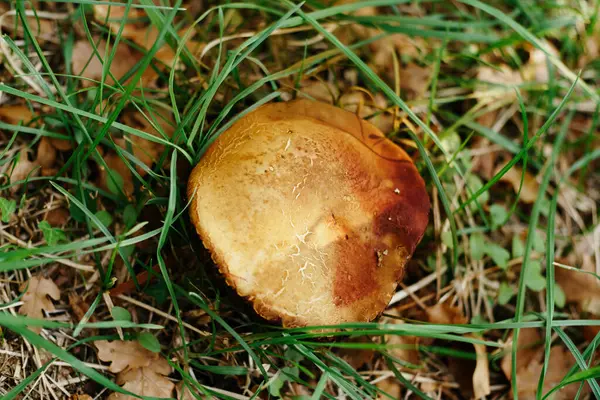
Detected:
[188,99,430,327]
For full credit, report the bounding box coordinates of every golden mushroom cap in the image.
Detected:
[188,99,430,327]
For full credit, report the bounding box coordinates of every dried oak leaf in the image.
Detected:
[501,329,589,399]
[426,303,468,325]
[72,38,146,87]
[95,340,157,373]
[496,163,539,204]
[556,255,600,315]
[9,149,40,192]
[108,357,174,400]
[18,276,60,333]
[45,207,69,227]
[0,105,34,125]
[36,136,57,169]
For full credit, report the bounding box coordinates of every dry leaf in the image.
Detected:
[556,256,600,315]
[50,138,73,151]
[36,137,57,168]
[92,5,146,40]
[381,312,420,366]
[400,63,431,97]
[339,92,393,134]
[18,276,60,333]
[95,340,157,373]
[119,110,175,170]
[45,207,69,227]
[9,149,40,191]
[338,337,375,369]
[176,382,208,400]
[67,395,93,400]
[0,105,34,125]
[298,79,339,104]
[68,293,91,323]
[501,329,589,399]
[426,303,468,325]
[108,357,174,400]
[376,376,401,399]
[1,16,55,42]
[469,334,491,399]
[496,164,539,204]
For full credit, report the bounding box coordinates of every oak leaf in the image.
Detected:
[95,340,157,373]
[18,276,60,333]
[108,356,174,400]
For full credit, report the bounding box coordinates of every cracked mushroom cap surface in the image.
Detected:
[188,99,430,327]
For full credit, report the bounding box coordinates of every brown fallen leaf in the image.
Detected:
[1,16,55,42]
[496,164,540,204]
[45,207,69,227]
[72,38,145,87]
[400,63,431,98]
[36,137,57,169]
[0,105,34,125]
[501,329,589,399]
[9,149,40,192]
[95,340,158,373]
[555,256,600,315]
[18,276,60,333]
[67,395,93,400]
[68,293,92,323]
[376,376,402,399]
[176,382,208,400]
[108,357,174,400]
[426,303,468,325]
[50,137,73,151]
[338,336,375,369]
[428,305,490,398]
[92,5,147,40]
[469,334,491,399]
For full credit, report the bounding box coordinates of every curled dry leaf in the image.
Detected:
[36,137,57,169]
[50,138,73,151]
[381,311,420,366]
[67,395,93,400]
[98,110,175,196]
[71,38,151,87]
[0,105,34,125]
[68,292,92,323]
[45,207,69,227]
[95,340,157,373]
[9,149,40,192]
[93,4,202,67]
[376,377,401,399]
[338,337,375,369]
[1,16,55,42]
[501,328,589,399]
[176,382,208,400]
[555,256,600,315]
[426,303,467,325]
[108,357,174,400]
[496,163,539,204]
[298,79,339,104]
[427,305,490,398]
[469,334,491,399]
[18,276,60,333]
[339,92,394,135]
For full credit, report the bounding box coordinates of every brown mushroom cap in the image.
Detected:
[188,99,430,327]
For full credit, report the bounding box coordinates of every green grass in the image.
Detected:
[0,0,599,399]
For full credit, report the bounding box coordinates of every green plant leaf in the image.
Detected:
[93,210,113,229]
[466,175,489,206]
[123,204,137,228]
[498,281,514,305]
[38,220,67,246]
[0,197,17,223]
[490,204,508,228]
[554,283,566,308]
[269,366,299,397]
[486,242,510,270]
[106,169,125,196]
[512,235,525,258]
[470,233,485,261]
[524,260,546,291]
[111,306,132,322]
[441,230,454,249]
[138,332,161,353]
[533,233,546,253]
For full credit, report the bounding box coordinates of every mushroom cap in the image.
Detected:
[188,99,430,327]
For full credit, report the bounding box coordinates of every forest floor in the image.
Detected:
[0,1,599,399]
